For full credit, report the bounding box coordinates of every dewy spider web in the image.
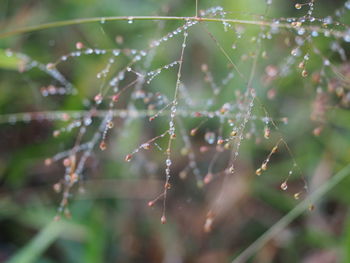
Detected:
[1,0,350,236]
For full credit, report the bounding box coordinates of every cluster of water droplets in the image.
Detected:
[146,61,179,84]
[6,1,350,224]
[150,20,197,48]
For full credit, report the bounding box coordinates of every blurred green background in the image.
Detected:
[0,0,350,262]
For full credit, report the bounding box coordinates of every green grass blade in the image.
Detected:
[232,163,350,263]
[7,221,64,263]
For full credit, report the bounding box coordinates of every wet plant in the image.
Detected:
[1,0,350,261]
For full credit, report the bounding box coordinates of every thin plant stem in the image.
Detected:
[162,32,188,222]
[202,25,246,81]
[232,163,350,263]
[0,15,347,39]
[0,110,289,124]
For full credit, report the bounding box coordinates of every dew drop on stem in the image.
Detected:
[161,215,167,224]
[205,132,216,144]
[281,181,288,191]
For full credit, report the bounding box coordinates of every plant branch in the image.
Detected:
[0,15,346,39]
[0,110,288,124]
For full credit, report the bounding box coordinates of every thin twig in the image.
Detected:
[0,15,347,39]
[0,110,288,124]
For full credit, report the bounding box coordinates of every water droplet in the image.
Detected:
[295,3,302,9]
[204,132,216,144]
[302,69,308,77]
[231,130,237,137]
[343,34,350,43]
[272,146,278,153]
[256,168,262,176]
[291,48,300,56]
[86,48,93,54]
[217,139,224,145]
[94,93,103,104]
[264,127,270,139]
[294,192,301,200]
[100,141,107,151]
[84,117,92,126]
[190,128,197,136]
[125,154,132,162]
[113,49,120,56]
[346,1,350,9]
[46,63,55,70]
[280,181,288,191]
[229,166,235,174]
[53,130,60,137]
[161,215,167,224]
[63,158,71,167]
[323,16,332,25]
[204,173,213,184]
[53,183,61,193]
[75,42,84,49]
